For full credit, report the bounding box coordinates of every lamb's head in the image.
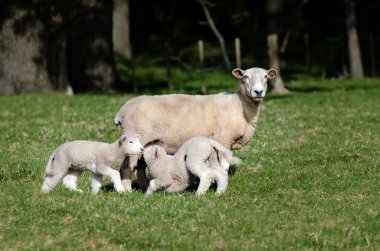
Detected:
[118,133,143,155]
[143,145,168,166]
[232,67,277,102]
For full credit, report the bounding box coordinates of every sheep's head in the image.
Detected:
[232,67,277,102]
[119,133,143,155]
[143,145,168,165]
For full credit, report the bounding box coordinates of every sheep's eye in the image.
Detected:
[264,75,268,79]
[243,75,249,79]
[129,141,133,143]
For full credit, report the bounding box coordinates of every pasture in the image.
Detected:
[0,79,379,250]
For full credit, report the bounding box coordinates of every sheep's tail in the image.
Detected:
[44,152,55,175]
[211,140,241,166]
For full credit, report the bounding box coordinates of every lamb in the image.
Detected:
[114,67,277,191]
[41,134,143,194]
[143,136,241,196]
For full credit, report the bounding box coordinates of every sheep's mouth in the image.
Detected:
[253,96,263,101]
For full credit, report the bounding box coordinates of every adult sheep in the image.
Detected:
[114,67,277,191]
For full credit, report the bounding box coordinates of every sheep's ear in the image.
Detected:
[267,69,277,79]
[118,135,127,147]
[232,68,245,79]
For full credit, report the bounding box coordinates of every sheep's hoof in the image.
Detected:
[115,187,126,193]
[215,191,225,196]
[195,191,206,196]
[121,180,132,192]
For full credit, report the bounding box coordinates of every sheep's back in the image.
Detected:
[119,93,249,154]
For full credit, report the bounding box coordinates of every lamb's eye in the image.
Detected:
[264,75,268,79]
[243,75,249,79]
[129,141,133,143]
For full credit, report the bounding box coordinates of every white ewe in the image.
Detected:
[41,134,143,194]
[114,67,277,191]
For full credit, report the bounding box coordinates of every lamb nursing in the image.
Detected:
[114,67,277,191]
[41,134,143,194]
[143,136,241,196]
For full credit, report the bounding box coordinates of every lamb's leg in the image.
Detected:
[186,157,213,196]
[120,156,133,192]
[99,167,125,193]
[165,180,189,193]
[146,176,173,196]
[195,170,213,196]
[146,179,161,196]
[91,174,103,194]
[62,169,83,193]
[41,163,67,193]
[213,168,228,195]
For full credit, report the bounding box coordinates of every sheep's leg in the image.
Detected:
[165,181,189,193]
[62,169,83,193]
[135,157,149,191]
[41,163,67,193]
[213,168,228,195]
[120,156,133,192]
[99,167,125,193]
[146,179,161,196]
[146,175,174,195]
[195,170,213,196]
[186,157,213,196]
[91,174,103,194]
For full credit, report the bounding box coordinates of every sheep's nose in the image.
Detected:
[254,90,263,96]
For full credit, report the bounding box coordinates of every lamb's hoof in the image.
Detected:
[195,191,206,196]
[145,190,153,197]
[121,180,132,192]
[116,189,126,194]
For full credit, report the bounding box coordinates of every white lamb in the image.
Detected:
[114,67,277,191]
[41,134,143,194]
[143,136,241,196]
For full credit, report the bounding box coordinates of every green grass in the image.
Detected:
[0,79,379,250]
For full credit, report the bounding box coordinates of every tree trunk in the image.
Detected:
[0,0,122,95]
[198,0,231,72]
[0,1,54,95]
[344,0,363,79]
[48,8,73,95]
[113,0,132,61]
[66,0,122,92]
[267,34,288,93]
[265,0,288,93]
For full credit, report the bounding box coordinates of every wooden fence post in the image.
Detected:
[369,33,376,77]
[235,37,241,68]
[304,33,311,75]
[198,40,206,94]
[165,42,173,91]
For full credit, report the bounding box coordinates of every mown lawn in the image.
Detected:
[0,80,379,250]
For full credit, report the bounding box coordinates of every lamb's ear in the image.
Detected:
[267,68,277,79]
[232,68,245,79]
[118,135,127,147]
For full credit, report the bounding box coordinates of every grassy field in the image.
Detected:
[0,79,379,250]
